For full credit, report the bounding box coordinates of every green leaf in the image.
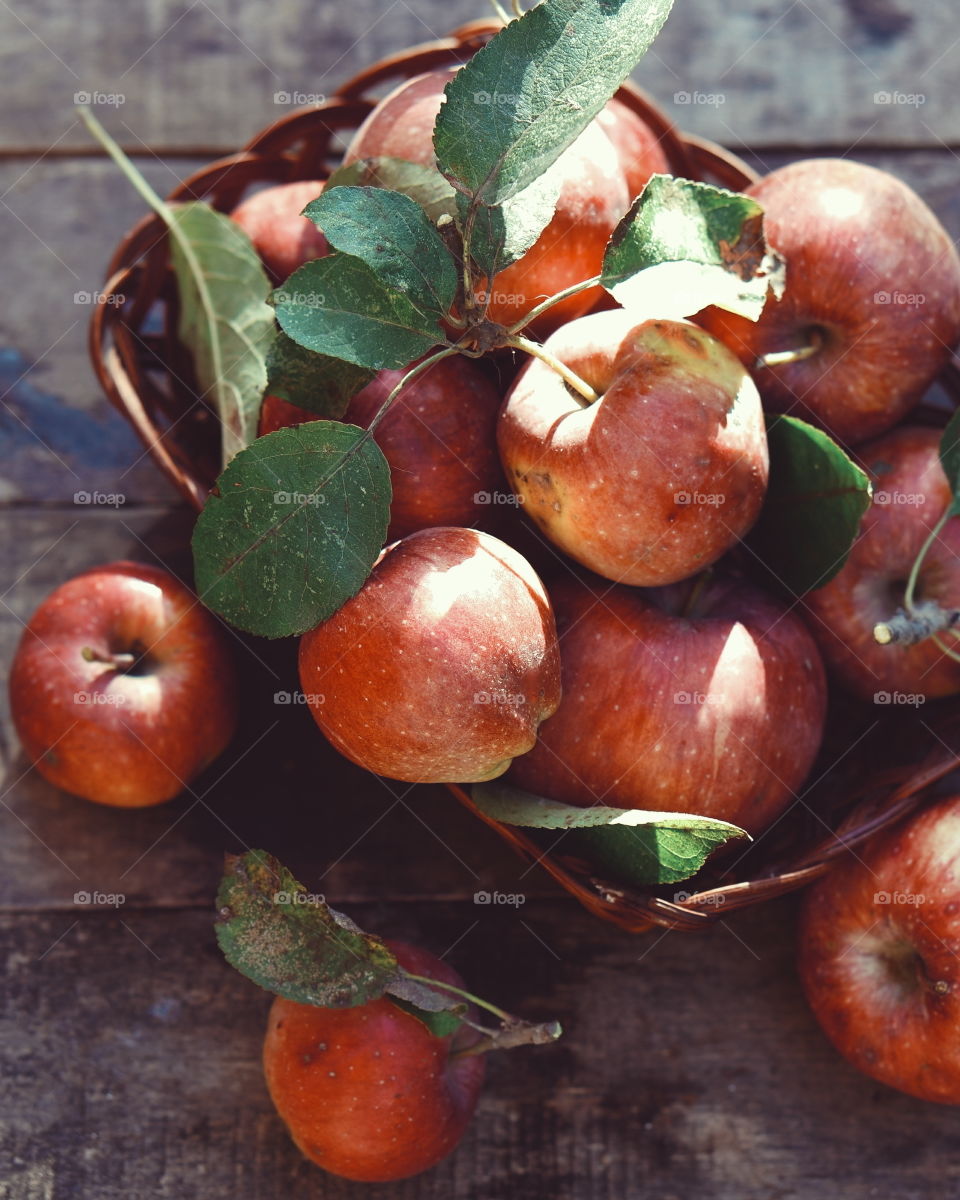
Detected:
[192,422,391,638]
[325,156,458,226]
[601,175,786,320]
[940,408,960,516]
[165,203,275,468]
[215,850,400,1007]
[389,996,466,1038]
[273,254,447,369]
[434,0,674,206]
[265,329,374,418]
[750,415,872,596]
[458,158,563,283]
[472,782,747,887]
[304,186,458,317]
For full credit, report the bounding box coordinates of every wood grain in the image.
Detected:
[0,1,955,152]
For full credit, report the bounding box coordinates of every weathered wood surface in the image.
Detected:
[4,901,960,1200]
[3,3,960,1197]
[0,0,955,151]
[3,149,959,505]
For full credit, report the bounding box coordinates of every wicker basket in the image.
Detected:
[89,19,960,932]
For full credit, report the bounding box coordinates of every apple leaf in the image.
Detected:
[434,0,674,207]
[458,157,564,284]
[192,422,391,638]
[471,782,748,887]
[273,254,448,369]
[601,175,786,321]
[216,850,399,1007]
[325,157,458,225]
[749,415,872,596]
[303,186,458,317]
[216,851,467,1027]
[940,407,960,516]
[265,329,374,418]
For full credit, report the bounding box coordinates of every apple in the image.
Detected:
[507,570,827,836]
[342,69,633,335]
[698,158,960,445]
[264,939,486,1181]
[497,309,769,587]
[594,96,671,200]
[798,793,960,1104]
[298,527,561,783]
[259,354,505,541]
[802,425,960,702]
[230,179,329,283]
[9,561,237,807]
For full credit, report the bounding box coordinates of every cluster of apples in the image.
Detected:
[11,58,960,1184]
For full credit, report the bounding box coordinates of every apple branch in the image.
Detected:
[363,346,461,436]
[506,334,598,405]
[505,275,600,336]
[874,600,960,647]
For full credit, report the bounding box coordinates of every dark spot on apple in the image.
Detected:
[42,749,60,767]
[301,1052,313,1064]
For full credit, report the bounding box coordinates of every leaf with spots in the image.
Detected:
[601,175,786,321]
[472,782,748,886]
[216,851,470,1023]
[191,421,391,638]
[265,329,374,418]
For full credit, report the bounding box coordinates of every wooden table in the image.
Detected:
[2,3,959,1196]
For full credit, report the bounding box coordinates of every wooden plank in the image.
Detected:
[3,901,960,1199]
[3,147,959,505]
[0,1,956,152]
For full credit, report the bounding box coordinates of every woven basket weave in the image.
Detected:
[89,19,960,932]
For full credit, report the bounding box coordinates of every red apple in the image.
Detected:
[298,527,561,783]
[230,179,329,283]
[259,355,505,541]
[698,158,960,445]
[264,939,485,1181]
[497,310,769,586]
[507,571,827,836]
[342,69,632,336]
[594,96,671,200]
[798,793,960,1104]
[802,425,960,702]
[9,561,237,807]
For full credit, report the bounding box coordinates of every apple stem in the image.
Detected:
[487,0,510,23]
[81,646,138,669]
[874,600,960,647]
[680,569,713,620]
[364,346,461,437]
[506,335,598,405]
[402,971,512,1022]
[755,328,824,370]
[904,509,951,613]
[505,276,600,337]
[451,1017,563,1059]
